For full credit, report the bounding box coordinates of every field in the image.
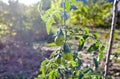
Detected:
[0,28,120,79]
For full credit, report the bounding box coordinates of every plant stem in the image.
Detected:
[63,0,67,43]
[104,0,119,77]
[63,0,66,27]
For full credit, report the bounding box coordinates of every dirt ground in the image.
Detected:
[0,28,120,79]
[0,40,53,79]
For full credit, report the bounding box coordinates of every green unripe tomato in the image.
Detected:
[62,43,73,60]
[63,43,71,53]
[54,36,64,46]
[55,55,61,64]
[54,28,64,46]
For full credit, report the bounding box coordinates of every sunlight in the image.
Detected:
[1,0,38,5]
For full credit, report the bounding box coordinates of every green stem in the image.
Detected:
[63,0,68,43]
[63,0,66,26]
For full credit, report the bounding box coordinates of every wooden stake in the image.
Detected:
[104,0,119,77]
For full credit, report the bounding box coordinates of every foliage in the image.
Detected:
[35,0,114,79]
[67,0,112,27]
[36,26,107,79]
[38,0,63,34]
[0,9,13,37]
[38,0,113,36]
[0,0,49,43]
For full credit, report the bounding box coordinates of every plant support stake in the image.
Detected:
[104,0,119,77]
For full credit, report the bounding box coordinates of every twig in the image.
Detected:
[104,0,119,77]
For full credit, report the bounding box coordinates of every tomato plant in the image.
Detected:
[36,0,113,79]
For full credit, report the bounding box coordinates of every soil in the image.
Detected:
[0,28,120,79]
[0,40,52,79]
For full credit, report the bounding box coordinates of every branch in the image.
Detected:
[104,0,119,77]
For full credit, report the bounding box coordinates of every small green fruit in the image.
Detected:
[56,55,61,64]
[62,43,73,60]
[54,28,64,46]
[62,43,73,61]
[63,43,71,53]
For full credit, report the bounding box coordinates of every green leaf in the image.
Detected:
[83,34,89,40]
[55,13,61,20]
[82,68,91,74]
[82,6,88,13]
[41,59,49,66]
[41,66,46,78]
[49,70,54,79]
[46,16,55,34]
[97,46,105,62]
[84,28,89,34]
[93,58,99,69]
[54,69,58,78]
[79,72,84,79]
[93,33,99,39]
[77,58,82,69]
[62,53,73,61]
[87,42,100,52]
[74,27,79,33]
[47,42,57,46]
[65,1,71,12]
[69,61,77,67]
[100,45,105,51]
[46,19,52,34]
[78,38,85,51]
[50,50,58,58]
[71,0,76,4]
[51,63,58,68]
